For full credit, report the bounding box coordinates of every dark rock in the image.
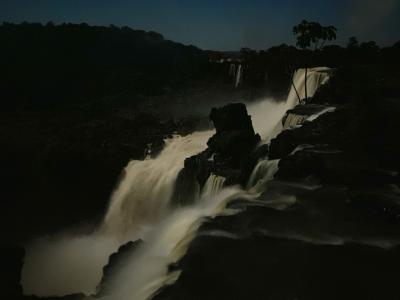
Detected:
[172,150,213,206]
[96,240,143,296]
[276,147,400,186]
[154,182,400,300]
[0,245,24,299]
[208,103,260,161]
[269,129,298,159]
[276,149,327,181]
[210,103,255,132]
[269,106,351,159]
[238,144,269,185]
[172,103,262,205]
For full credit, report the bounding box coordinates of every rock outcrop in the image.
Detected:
[172,103,267,205]
[96,240,143,296]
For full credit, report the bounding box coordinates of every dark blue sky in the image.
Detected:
[1,0,399,50]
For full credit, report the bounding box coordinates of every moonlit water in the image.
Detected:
[247,159,280,191]
[22,131,214,297]
[101,131,213,240]
[235,64,242,87]
[22,67,331,299]
[292,67,331,100]
[201,174,226,198]
[101,187,252,300]
[248,67,331,141]
[97,72,318,299]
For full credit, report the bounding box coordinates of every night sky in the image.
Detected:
[1,0,399,50]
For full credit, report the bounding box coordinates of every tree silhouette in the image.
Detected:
[293,20,337,50]
[293,20,337,102]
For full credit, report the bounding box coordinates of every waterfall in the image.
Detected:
[22,131,213,297]
[101,131,213,241]
[235,64,242,87]
[101,187,251,300]
[288,67,331,105]
[201,174,226,198]
[22,67,332,299]
[228,63,243,88]
[247,159,280,191]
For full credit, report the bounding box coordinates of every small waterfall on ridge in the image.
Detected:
[201,174,226,198]
[247,159,280,191]
[283,113,308,130]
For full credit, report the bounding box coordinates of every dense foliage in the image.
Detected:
[0,22,209,110]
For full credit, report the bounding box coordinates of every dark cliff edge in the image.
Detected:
[154,65,400,300]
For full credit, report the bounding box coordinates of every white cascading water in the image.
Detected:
[291,67,331,101]
[21,67,331,300]
[246,67,329,142]
[101,131,213,241]
[22,131,214,296]
[247,159,280,191]
[201,174,226,198]
[235,64,242,87]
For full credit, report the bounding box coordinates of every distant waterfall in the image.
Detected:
[235,64,242,87]
[229,63,236,76]
[22,67,332,300]
[229,63,243,88]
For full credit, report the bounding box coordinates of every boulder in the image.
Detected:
[97,240,143,296]
[208,103,260,161]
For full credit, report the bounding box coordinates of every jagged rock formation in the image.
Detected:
[96,240,143,296]
[172,103,267,205]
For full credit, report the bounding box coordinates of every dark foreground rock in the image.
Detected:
[96,240,143,296]
[0,245,24,299]
[154,180,400,300]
